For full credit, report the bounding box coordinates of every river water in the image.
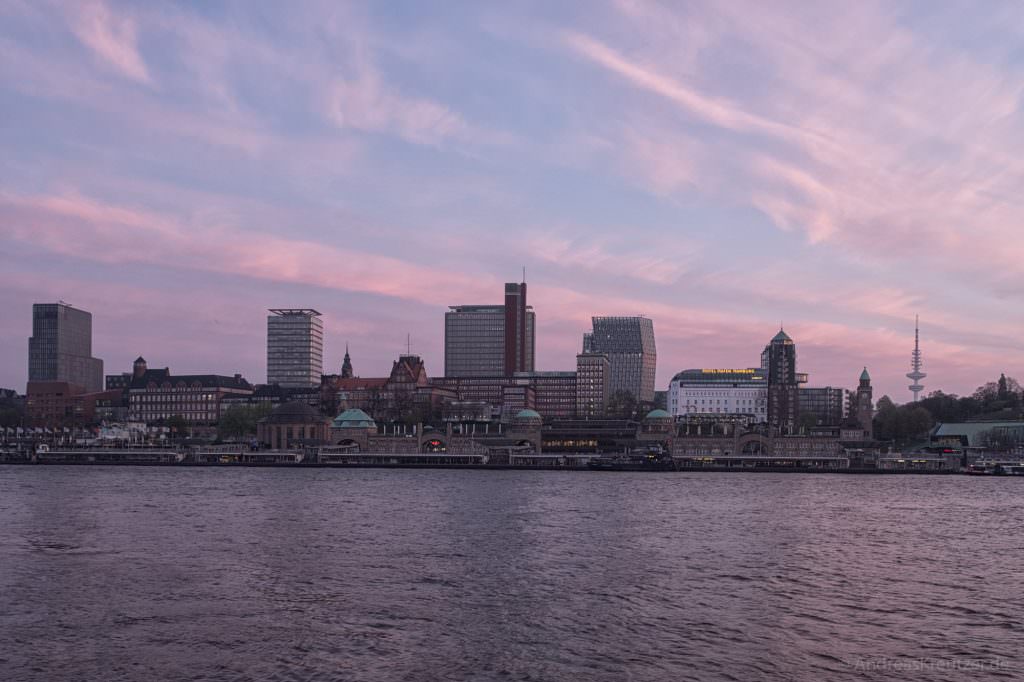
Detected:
[0,467,1020,681]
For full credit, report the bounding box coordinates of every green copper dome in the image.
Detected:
[514,409,542,420]
[860,367,871,382]
[331,408,376,429]
[645,409,672,420]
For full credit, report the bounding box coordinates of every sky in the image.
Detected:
[2,0,1023,402]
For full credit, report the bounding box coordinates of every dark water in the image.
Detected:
[0,468,1021,681]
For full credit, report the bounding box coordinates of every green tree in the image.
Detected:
[906,406,935,440]
[218,403,273,440]
[873,396,934,445]
[0,406,24,428]
[981,427,1023,452]
[166,414,189,440]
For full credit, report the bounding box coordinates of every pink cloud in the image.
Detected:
[70,1,151,84]
[559,3,1024,299]
[0,191,497,307]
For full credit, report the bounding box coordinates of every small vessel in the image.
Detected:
[967,460,1024,475]
[588,447,676,471]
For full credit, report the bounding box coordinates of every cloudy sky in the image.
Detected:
[2,0,1023,401]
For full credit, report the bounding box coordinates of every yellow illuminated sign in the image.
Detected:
[700,369,755,374]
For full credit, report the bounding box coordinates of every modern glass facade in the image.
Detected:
[799,386,846,426]
[582,317,656,403]
[444,303,535,377]
[267,309,323,388]
[28,303,103,392]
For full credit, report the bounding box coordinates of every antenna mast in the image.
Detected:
[906,315,926,402]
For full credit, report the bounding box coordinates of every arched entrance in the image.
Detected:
[422,437,447,453]
[738,433,769,455]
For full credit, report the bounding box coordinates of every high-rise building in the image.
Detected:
[764,329,799,434]
[582,317,656,403]
[504,282,531,376]
[444,283,535,377]
[576,352,611,418]
[267,309,323,388]
[28,302,103,392]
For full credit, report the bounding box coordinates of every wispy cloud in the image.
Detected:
[70,1,151,84]
[0,191,494,306]
[2,1,1024,399]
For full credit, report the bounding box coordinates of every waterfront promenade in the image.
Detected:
[0,445,980,473]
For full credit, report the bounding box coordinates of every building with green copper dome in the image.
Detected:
[331,408,376,429]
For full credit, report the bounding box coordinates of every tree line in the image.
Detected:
[873,374,1022,446]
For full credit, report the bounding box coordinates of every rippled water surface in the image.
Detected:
[1,467,1021,681]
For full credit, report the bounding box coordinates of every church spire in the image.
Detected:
[341,343,353,378]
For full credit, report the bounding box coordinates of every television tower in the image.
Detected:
[906,315,926,402]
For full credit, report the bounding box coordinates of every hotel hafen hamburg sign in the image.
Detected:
[700,369,756,374]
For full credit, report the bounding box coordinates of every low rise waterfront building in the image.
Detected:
[123,357,253,426]
[256,401,330,449]
[25,381,125,428]
[931,421,1024,450]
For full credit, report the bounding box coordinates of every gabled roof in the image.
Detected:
[129,368,251,391]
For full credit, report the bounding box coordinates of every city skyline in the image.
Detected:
[3,2,1024,401]
[5,294,974,407]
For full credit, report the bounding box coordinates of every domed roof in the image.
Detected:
[514,408,542,420]
[860,367,870,381]
[264,400,321,424]
[331,408,376,429]
[645,408,672,420]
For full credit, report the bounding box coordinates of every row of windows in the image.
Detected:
[132,394,218,402]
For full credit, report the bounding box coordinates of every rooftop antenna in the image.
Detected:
[522,265,526,283]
